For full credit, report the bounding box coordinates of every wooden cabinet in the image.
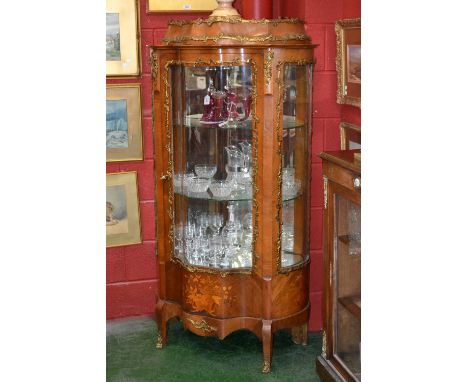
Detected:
[150,2,316,373]
[316,151,361,381]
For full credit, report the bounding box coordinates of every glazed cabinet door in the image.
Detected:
[158,52,263,275]
[325,181,361,381]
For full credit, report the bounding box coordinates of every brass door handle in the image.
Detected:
[160,172,171,181]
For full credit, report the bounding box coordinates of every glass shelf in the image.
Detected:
[338,295,361,320]
[174,190,303,203]
[184,114,304,130]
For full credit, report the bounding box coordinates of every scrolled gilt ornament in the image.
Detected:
[156,333,163,348]
[150,49,158,80]
[322,331,327,357]
[186,318,217,333]
[163,33,310,45]
[168,17,303,27]
[262,360,271,373]
[264,49,274,86]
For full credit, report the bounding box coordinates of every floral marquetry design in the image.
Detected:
[183,273,237,316]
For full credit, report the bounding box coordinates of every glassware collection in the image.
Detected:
[173,155,301,201]
[173,140,255,200]
[200,76,252,128]
[174,202,253,269]
[171,64,305,271]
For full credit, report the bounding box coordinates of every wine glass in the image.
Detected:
[210,213,224,236]
[197,213,210,237]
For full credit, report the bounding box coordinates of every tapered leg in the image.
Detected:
[155,300,167,349]
[262,320,273,373]
[291,323,308,346]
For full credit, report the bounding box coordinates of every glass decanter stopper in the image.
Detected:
[201,78,216,123]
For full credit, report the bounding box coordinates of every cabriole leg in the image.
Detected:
[291,323,308,346]
[155,300,167,349]
[262,320,273,373]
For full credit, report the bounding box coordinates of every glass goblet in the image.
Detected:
[197,213,210,237]
[210,213,224,236]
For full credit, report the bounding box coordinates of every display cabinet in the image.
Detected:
[151,0,316,372]
[316,150,361,381]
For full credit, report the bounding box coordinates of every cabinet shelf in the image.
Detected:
[338,234,361,244]
[174,190,303,203]
[338,234,361,256]
[184,115,304,130]
[338,295,361,320]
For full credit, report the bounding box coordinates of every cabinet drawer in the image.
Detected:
[323,161,361,192]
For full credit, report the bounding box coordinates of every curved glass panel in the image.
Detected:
[280,64,313,268]
[170,64,254,270]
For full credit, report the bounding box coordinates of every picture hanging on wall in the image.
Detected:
[106,84,143,162]
[336,18,361,107]
[106,0,140,76]
[147,0,217,12]
[339,122,361,150]
[106,172,142,247]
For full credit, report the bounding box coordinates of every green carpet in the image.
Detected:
[107,317,322,382]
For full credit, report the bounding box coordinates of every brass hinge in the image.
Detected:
[323,176,328,209]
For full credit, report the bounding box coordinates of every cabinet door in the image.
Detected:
[332,189,361,380]
[166,60,258,272]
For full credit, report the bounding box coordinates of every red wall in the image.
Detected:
[106,0,361,331]
[280,0,361,330]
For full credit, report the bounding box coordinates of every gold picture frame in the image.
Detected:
[336,18,361,107]
[106,172,142,247]
[339,122,361,150]
[106,84,143,162]
[106,0,140,77]
[147,0,217,12]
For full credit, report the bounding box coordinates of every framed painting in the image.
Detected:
[147,0,217,12]
[336,18,361,107]
[106,0,140,76]
[106,84,143,162]
[106,172,142,247]
[339,122,361,150]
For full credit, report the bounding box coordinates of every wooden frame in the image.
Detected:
[106,0,140,77]
[317,151,361,382]
[147,0,217,12]
[106,171,142,247]
[339,122,361,150]
[336,18,361,108]
[106,84,143,162]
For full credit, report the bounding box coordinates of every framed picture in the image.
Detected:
[107,172,142,247]
[147,0,217,12]
[106,0,140,76]
[106,84,143,162]
[336,18,361,107]
[340,122,361,150]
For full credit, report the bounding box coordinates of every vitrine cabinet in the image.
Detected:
[316,151,361,381]
[151,1,316,372]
